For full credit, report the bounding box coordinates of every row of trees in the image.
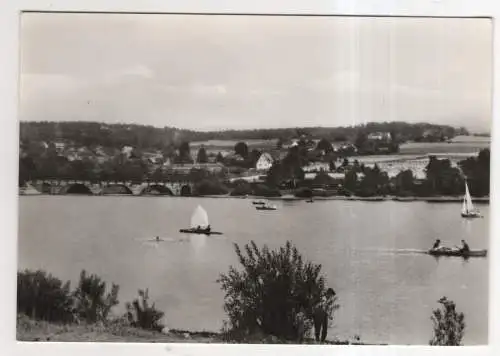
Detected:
[18,241,466,345]
[338,150,490,198]
[20,121,468,152]
[287,148,490,198]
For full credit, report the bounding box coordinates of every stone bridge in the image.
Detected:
[27,180,194,196]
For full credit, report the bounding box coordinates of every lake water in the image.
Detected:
[18,196,489,345]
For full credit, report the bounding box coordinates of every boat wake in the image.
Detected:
[357,248,428,255]
[135,237,179,244]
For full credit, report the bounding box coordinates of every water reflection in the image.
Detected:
[189,234,207,252]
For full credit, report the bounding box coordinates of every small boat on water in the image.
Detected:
[256,203,277,211]
[179,205,223,235]
[461,181,482,218]
[427,248,487,258]
[252,200,266,205]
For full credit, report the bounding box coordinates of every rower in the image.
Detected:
[156,236,160,242]
[432,239,441,250]
[206,225,211,233]
[460,240,470,253]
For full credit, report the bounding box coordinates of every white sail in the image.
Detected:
[461,196,468,215]
[190,205,209,229]
[464,182,475,213]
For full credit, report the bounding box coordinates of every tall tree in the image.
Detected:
[196,146,208,163]
[316,138,334,154]
[234,142,249,159]
[177,141,193,163]
[343,169,358,192]
[395,169,415,194]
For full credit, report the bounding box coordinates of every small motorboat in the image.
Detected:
[427,248,487,258]
[256,204,277,211]
[252,200,266,205]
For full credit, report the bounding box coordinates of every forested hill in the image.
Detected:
[19,121,469,150]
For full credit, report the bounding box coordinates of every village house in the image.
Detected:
[223,153,246,162]
[367,132,392,141]
[304,172,365,181]
[255,152,274,171]
[302,161,330,173]
[142,152,164,165]
[54,141,66,153]
[169,162,225,174]
[121,145,134,159]
[333,143,358,153]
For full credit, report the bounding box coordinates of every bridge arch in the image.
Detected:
[40,182,52,194]
[180,185,192,196]
[102,184,133,195]
[141,184,174,196]
[65,183,93,195]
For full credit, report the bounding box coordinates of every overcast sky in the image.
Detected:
[19,13,492,132]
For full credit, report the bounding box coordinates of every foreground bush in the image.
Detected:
[230,180,253,196]
[17,270,74,323]
[253,184,281,197]
[294,187,313,198]
[218,240,336,341]
[73,270,120,323]
[429,297,465,346]
[194,179,229,196]
[126,289,165,332]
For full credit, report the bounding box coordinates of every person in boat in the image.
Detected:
[432,239,441,250]
[156,236,160,242]
[205,225,211,233]
[459,240,470,253]
[313,288,336,343]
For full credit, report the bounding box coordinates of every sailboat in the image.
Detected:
[179,205,223,235]
[461,181,481,218]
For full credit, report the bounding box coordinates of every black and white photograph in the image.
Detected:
[15,12,491,346]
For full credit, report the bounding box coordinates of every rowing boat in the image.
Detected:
[179,228,223,235]
[427,249,487,258]
[179,205,223,235]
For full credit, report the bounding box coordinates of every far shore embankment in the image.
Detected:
[18,189,490,204]
[202,194,490,203]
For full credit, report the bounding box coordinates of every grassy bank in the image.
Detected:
[17,314,374,345]
[17,314,217,343]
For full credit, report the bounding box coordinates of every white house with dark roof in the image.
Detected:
[255,152,274,171]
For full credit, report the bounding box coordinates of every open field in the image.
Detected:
[190,139,278,149]
[399,136,490,155]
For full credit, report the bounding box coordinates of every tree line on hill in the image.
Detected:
[20,121,468,152]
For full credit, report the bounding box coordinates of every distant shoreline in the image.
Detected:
[18,190,490,203]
